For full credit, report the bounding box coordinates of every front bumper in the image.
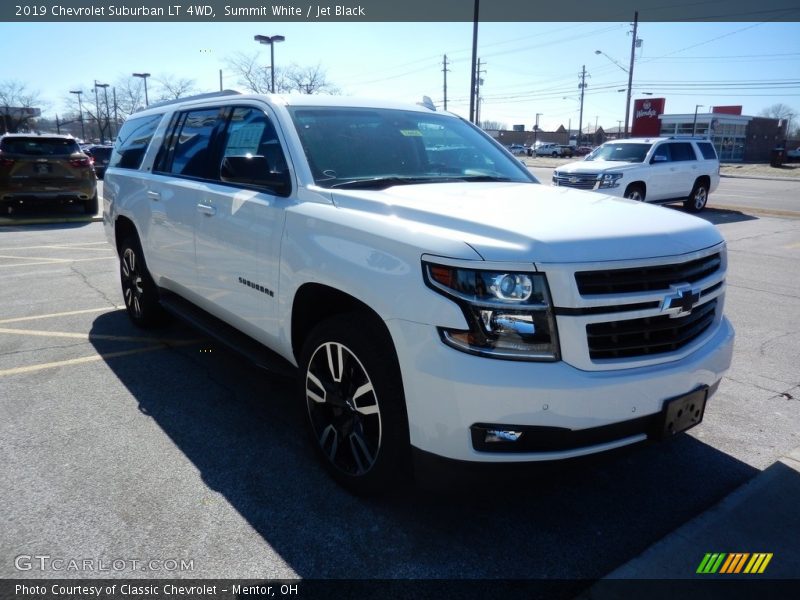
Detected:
[386,316,734,463]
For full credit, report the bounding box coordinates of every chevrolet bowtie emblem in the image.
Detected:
[663,286,701,318]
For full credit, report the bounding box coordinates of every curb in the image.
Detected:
[588,445,800,586]
[720,173,800,182]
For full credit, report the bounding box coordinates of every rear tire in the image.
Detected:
[299,312,410,495]
[84,192,99,215]
[119,236,166,328]
[684,181,708,212]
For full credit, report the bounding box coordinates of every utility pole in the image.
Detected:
[468,0,479,123]
[624,11,639,138]
[475,59,486,126]
[442,54,450,111]
[578,65,587,145]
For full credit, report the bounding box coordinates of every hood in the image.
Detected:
[329,181,722,263]
[556,159,643,174]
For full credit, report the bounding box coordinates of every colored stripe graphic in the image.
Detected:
[697,552,773,574]
[697,553,726,574]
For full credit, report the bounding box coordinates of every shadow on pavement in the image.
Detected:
[89,311,758,591]
[669,206,759,225]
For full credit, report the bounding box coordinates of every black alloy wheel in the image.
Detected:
[300,313,410,494]
[119,236,165,328]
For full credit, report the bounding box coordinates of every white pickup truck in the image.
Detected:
[103,92,734,493]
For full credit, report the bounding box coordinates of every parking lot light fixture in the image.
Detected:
[132,72,151,106]
[254,34,285,93]
[69,90,85,141]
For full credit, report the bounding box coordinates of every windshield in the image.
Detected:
[287,107,536,188]
[586,142,652,163]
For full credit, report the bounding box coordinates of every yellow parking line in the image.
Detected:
[0,256,116,268]
[0,327,199,345]
[0,307,122,324]
[0,342,197,378]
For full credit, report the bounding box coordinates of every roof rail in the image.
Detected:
[667,135,710,140]
[137,89,242,112]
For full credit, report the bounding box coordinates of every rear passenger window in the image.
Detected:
[110,114,162,170]
[168,108,223,178]
[696,142,717,160]
[668,142,696,162]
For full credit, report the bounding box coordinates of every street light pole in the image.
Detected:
[69,90,85,141]
[132,72,150,106]
[692,104,704,136]
[533,113,542,150]
[254,34,285,93]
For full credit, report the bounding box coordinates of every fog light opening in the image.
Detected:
[485,429,523,443]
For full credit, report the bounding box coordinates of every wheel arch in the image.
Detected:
[693,174,711,191]
[625,181,647,197]
[291,283,398,366]
[114,216,139,257]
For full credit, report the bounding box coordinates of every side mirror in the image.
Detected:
[220,155,290,194]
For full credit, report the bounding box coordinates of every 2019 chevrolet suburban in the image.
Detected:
[103,92,734,493]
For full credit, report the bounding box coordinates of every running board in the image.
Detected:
[158,290,297,379]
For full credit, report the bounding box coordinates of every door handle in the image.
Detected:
[147,191,161,201]
[197,203,217,216]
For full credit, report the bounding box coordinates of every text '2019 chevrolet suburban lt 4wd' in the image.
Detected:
[553,137,720,212]
[103,92,734,494]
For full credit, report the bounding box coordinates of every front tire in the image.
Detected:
[624,184,645,201]
[299,312,410,495]
[119,236,166,328]
[684,181,709,212]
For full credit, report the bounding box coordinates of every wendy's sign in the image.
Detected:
[631,98,666,137]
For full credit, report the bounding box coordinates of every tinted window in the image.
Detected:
[668,142,696,161]
[0,137,80,155]
[221,107,287,172]
[696,142,717,160]
[109,114,162,170]
[169,108,222,178]
[651,144,672,162]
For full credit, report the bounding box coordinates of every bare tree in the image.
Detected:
[480,120,507,131]
[153,75,198,101]
[283,64,339,95]
[0,80,46,132]
[758,103,795,120]
[225,52,338,95]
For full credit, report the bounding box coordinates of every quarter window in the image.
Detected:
[108,114,162,170]
[696,142,717,160]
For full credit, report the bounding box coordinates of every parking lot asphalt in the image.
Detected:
[0,200,798,594]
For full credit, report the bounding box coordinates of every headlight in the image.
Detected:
[423,262,560,361]
[596,172,623,189]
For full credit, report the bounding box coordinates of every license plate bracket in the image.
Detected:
[659,386,708,439]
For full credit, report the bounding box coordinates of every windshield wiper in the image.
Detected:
[330,176,469,190]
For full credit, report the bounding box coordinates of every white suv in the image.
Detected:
[553,137,720,212]
[103,93,733,493]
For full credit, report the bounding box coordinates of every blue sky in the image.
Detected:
[2,20,798,132]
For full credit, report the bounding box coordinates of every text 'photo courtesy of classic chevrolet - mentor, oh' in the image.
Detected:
[102,91,734,494]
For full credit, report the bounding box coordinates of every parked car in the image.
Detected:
[574,146,593,156]
[553,136,720,212]
[103,92,733,493]
[84,145,113,179]
[534,143,562,157]
[508,144,527,156]
[558,145,574,158]
[786,147,800,162]
[0,133,98,215]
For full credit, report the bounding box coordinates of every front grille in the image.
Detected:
[552,171,599,190]
[587,299,717,360]
[576,253,721,295]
